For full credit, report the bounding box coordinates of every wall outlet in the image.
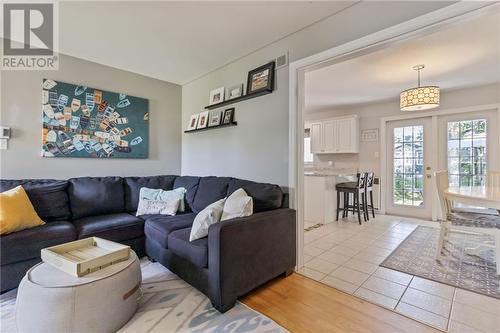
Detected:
[0,139,8,150]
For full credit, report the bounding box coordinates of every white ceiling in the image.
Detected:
[305,10,500,112]
[54,1,355,85]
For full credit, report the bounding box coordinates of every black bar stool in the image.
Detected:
[336,172,368,225]
[365,172,376,219]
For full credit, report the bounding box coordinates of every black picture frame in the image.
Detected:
[222,108,235,124]
[246,61,275,95]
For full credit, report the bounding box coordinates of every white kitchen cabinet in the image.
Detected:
[335,117,359,153]
[322,120,336,152]
[304,175,337,225]
[310,122,323,153]
[307,115,359,154]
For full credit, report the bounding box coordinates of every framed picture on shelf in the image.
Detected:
[222,108,234,125]
[246,61,275,95]
[227,84,243,100]
[209,110,222,127]
[209,87,225,105]
[187,114,199,131]
[197,111,209,129]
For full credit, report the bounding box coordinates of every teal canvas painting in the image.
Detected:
[41,79,149,158]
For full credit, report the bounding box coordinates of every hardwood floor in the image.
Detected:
[241,273,440,333]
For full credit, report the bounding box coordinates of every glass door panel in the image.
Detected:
[392,125,424,207]
[447,119,487,188]
[387,117,433,219]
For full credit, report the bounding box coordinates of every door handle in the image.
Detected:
[426,174,431,179]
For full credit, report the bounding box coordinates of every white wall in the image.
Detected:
[1,52,182,179]
[304,83,500,178]
[181,2,451,187]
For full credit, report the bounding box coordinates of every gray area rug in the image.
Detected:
[381,226,500,299]
[0,260,287,333]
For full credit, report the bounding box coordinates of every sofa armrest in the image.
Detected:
[207,208,296,311]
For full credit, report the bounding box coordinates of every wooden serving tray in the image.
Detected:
[41,237,130,277]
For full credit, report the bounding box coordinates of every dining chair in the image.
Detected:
[487,170,500,188]
[365,172,376,219]
[434,170,500,276]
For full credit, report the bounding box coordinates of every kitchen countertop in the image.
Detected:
[304,172,357,182]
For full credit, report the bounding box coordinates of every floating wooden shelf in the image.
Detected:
[184,122,238,133]
[204,90,272,110]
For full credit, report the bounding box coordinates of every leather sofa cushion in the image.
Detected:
[228,178,283,212]
[124,175,177,212]
[1,221,76,265]
[144,213,196,248]
[168,228,208,268]
[0,179,25,191]
[72,213,144,241]
[0,179,71,221]
[192,176,231,213]
[173,176,200,212]
[69,177,124,219]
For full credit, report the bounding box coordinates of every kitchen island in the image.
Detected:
[304,172,357,226]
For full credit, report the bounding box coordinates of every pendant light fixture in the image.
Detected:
[400,65,440,111]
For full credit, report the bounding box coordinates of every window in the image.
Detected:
[447,119,487,188]
[393,126,424,206]
[304,128,313,164]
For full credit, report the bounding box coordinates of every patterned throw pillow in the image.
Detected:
[136,187,186,216]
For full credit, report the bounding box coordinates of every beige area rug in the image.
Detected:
[381,226,499,299]
[0,260,287,333]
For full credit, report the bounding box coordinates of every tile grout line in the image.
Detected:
[408,284,456,302]
[353,285,400,310]
[303,255,341,277]
[449,292,499,317]
[445,287,458,333]
[394,275,413,309]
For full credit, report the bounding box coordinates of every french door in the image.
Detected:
[385,110,499,220]
[386,117,434,219]
[437,111,499,188]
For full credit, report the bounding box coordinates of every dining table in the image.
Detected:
[444,186,500,210]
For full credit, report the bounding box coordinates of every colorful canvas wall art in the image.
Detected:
[41,79,149,158]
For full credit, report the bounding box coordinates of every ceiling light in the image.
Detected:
[400,65,440,111]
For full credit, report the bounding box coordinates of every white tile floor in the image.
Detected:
[299,214,500,332]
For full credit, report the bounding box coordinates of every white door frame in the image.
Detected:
[288,2,500,268]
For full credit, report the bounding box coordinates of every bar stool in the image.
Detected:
[336,172,368,225]
[365,172,376,219]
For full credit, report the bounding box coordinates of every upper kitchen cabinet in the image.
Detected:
[310,122,323,153]
[308,115,359,154]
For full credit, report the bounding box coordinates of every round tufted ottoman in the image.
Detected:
[16,251,141,333]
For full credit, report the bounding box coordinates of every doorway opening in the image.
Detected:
[289,4,500,331]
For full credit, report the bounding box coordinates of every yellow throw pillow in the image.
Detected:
[0,186,45,235]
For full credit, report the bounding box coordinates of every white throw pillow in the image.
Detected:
[221,188,253,221]
[136,187,186,216]
[189,198,225,241]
